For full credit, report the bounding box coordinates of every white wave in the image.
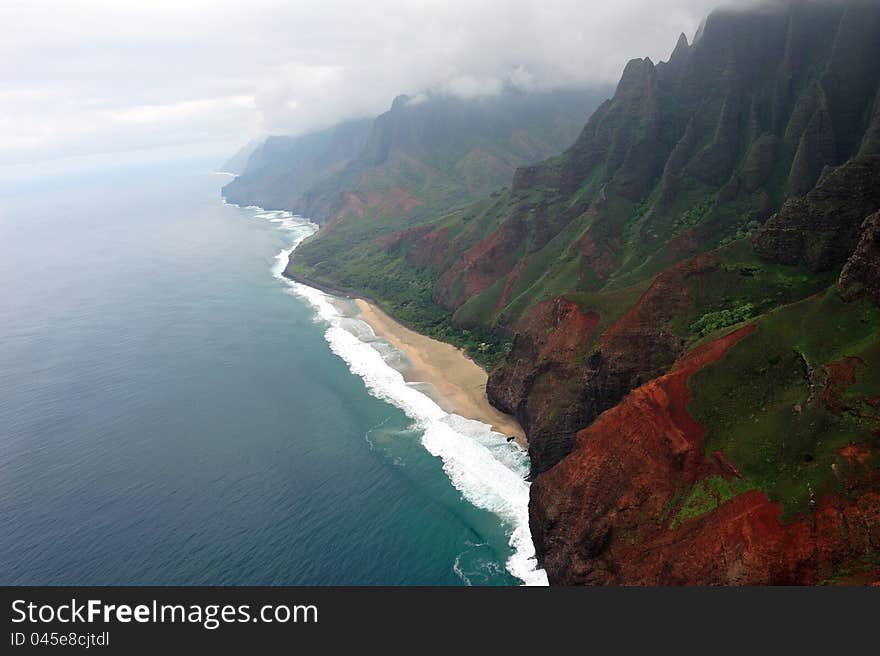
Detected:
[239,202,547,586]
[453,555,472,586]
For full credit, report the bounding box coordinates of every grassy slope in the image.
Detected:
[289,251,511,369]
[289,192,518,369]
[689,289,880,518]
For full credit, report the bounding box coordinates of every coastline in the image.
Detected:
[250,203,546,585]
[354,299,527,447]
[282,267,527,447]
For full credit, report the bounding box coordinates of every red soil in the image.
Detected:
[839,442,873,467]
[437,223,520,307]
[380,187,421,215]
[378,224,455,270]
[601,253,716,346]
[493,259,530,315]
[667,227,700,260]
[820,356,866,414]
[520,298,600,363]
[532,323,880,585]
[579,234,617,279]
[332,187,421,226]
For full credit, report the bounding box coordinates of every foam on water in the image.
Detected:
[242,204,548,586]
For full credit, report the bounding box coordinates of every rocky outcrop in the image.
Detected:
[753,155,880,270]
[222,119,372,212]
[785,86,837,197]
[424,2,880,332]
[435,217,528,310]
[487,298,600,476]
[488,253,718,476]
[838,211,880,304]
[531,324,880,585]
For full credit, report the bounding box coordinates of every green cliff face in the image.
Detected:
[224,87,610,225]
[285,89,610,297]
[347,2,878,330]
[270,88,610,364]
[222,119,374,210]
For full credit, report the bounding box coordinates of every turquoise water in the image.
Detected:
[0,153,541,585]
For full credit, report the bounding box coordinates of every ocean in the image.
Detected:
[0,152,545,586]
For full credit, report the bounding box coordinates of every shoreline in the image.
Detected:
[282,266,526,446]
[354,299,527,447]
[244,202,546,584]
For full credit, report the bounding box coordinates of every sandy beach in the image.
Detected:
[355,299,526,447]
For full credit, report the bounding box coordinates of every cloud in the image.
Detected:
[443,74,505,99]
[0,0,750,165]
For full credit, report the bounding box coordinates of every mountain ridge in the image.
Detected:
[224,87,611,221]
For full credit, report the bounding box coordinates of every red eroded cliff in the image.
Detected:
[530,324,880,585]
[436,219,525,309]
[323,187,422,235]
[488,252,718,476]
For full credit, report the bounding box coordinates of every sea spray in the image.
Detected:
[248,206,548,586]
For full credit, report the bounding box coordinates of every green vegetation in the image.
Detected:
[668,476,755,529]
[567,163,606,208]
[669,238,838,342]
[689,303,757,337]
[566,280,653,340]
[821,551,880,585]
[673,196,714,233]
[689,289,880,518]
[718,218,761,247]
[290,250,510,370]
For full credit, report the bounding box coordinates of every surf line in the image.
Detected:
[239,202,548,586]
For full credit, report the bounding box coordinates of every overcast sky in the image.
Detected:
[1,0,750,166]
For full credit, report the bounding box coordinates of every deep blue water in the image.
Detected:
[0,154,528,585]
